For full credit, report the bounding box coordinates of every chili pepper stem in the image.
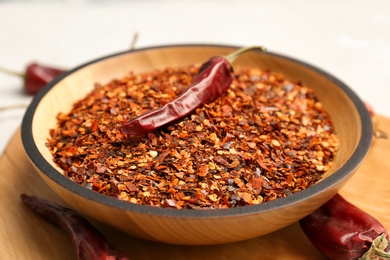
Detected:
[224,46,267,64]
[374,129,388,139]
[359,233,390,259]
[0,104,29,112]
[129,32,139,50]
[0,66,25,78]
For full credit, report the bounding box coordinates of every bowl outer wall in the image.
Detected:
[20,44,373,244]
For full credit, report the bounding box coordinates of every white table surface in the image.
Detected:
[1,0,389,155]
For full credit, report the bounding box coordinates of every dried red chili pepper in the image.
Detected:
[24,63,66,95]
[0,62,66,95]
[120,46,266,136]
[299,194,390,260]
[364,101,388,139]
[364,101,375,118]
[21,194,129,260]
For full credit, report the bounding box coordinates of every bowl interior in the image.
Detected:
[22,44,372,245]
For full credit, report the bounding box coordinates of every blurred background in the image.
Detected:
[1,0,389,153]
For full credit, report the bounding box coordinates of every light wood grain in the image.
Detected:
[0,115,389,259]
[23,46,372,245]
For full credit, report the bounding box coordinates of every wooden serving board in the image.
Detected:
[1,116,389,260]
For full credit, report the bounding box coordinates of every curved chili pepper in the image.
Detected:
[299,194,390,260]
[21,194,129,260]
[0,62,66,95]
[120,46,266,136]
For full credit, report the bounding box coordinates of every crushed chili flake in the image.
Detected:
[47,64,339,209]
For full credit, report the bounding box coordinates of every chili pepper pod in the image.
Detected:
[364,101,388,139]
[364,102,375,118]
[24,63,66,95]
[120,45,266,136]
[299,194,390,260]
[21,194,129,260]
[0,62,66,95]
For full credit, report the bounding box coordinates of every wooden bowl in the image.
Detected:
[21,44,373,245]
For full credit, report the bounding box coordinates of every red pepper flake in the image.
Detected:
[91,119,99,132]
[251,177,264,189]
[256,157,269,171]
[164,199,177,208]
[198,164,209,177]
[47,61,339,209]
[222,104,233,117]
[125,182,138,192]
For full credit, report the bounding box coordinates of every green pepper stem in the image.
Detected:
[224,46,267,64]
[359,234,390,260]
[0,66,25,78]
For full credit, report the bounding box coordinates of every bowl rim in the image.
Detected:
[21,43,373,218]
